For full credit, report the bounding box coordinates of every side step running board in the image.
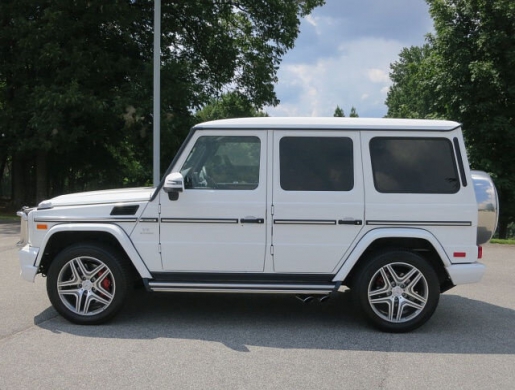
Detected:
[145,281,336,295]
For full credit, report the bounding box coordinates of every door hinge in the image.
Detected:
[270,245,274,256]
[271,204,274,216]
[158,204,161,214]
[158,243,162,254]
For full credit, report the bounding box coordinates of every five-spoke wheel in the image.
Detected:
[353,250,440,332]
[47,244,130,325]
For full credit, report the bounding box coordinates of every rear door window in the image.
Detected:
[280,137,354,191]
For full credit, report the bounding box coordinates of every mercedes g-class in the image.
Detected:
[18,117,499,332]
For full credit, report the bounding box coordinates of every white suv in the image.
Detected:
[18,117,498,332]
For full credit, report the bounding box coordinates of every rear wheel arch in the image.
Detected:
[343,236,451,292]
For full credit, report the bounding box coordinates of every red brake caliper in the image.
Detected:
[98,270,112,292]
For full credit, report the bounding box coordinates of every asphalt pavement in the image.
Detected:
[1,221,514,389]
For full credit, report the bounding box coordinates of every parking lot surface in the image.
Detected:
[1,221,514,389]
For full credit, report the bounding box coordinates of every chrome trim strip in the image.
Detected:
[139,218,159,223]
[366,220,472,226]
[34,217,138,223]
[274,219,337,225]
[161,218,239,224]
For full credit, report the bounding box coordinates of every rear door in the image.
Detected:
[271,131,364,273]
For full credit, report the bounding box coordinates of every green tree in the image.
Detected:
[349,107,359,117]
[386,0,515,237]
[333,105,345,117]
[427,0,515,238]
[0,0,324,205]
[385,44,444,119]
[1,1,146,203]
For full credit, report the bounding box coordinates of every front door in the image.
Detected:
[159,130,267,272]
[271,131,365,273]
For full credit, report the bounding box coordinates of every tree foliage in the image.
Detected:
[385,44,444,119]
[386,0,515,237]
[0,0,324,205]
[195,92,268,122]
[333,105,359,118]
[333,105,345,117]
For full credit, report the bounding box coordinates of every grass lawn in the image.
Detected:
[0,204,18,222]
[490,238,515,245]
[0,214,18,222]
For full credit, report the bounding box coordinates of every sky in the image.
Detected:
[265,0,434,118]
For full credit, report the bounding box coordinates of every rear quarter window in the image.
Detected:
[369,137,460,194]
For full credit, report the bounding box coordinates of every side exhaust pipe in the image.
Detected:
[296,294,330,303]
[318,295,330,303]
[296,295,314,303]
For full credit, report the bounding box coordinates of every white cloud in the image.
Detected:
[267,38,403,117]
[305,15,318,28]
[368,69,390,83]
[264,0,433,118]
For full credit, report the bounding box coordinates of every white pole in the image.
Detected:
[153,0,161,187]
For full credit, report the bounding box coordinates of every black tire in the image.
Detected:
[46,243,130,325]
[352,250,440,333]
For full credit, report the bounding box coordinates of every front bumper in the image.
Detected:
[446,262,485,285]
[19,245,39,282]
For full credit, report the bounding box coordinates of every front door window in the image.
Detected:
[181,136,261,190]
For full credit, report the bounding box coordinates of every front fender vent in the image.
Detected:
[110,205,139,216]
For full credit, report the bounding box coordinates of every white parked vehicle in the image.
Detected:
[18,118,498,332]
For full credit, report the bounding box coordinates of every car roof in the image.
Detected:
[193,117,461,132]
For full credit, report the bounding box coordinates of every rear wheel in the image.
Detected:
[353,250,440,332]
[47,244,130,325]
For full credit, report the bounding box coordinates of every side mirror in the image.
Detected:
[163,172,184,201]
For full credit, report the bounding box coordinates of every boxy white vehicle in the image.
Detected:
[18,118,498,332]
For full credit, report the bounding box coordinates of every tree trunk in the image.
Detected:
[36,150,48,203]
[498,219,508,240]
[0,155,7,198]
[496,188,513,239]
[12,154,27,207]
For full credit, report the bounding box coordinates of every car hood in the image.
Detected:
[38,187,155,209]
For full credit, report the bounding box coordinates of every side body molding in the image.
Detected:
[332,228,452,282]
[37,223,153,279]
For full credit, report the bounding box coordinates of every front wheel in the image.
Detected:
[353,250,440,332]
[47,244,130,325]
